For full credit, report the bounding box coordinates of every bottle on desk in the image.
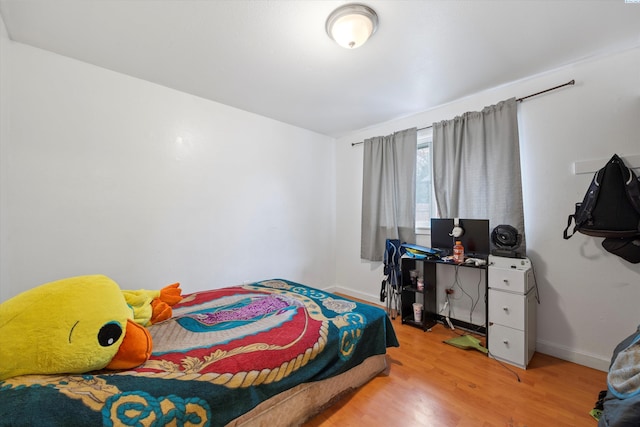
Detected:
[453,241,464,263]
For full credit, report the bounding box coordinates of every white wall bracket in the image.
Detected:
[573,154,640,175]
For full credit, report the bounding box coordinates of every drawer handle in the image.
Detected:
[503,339,509,346]
[502,306,509,312]
[503,279,509,284]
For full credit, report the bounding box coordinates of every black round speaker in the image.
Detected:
[491,225,521,250]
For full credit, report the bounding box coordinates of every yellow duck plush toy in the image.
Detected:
[0,275,182,381]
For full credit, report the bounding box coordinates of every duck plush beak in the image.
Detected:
[105,318,152,370]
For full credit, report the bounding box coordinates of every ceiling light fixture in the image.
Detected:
[325,3,378,49]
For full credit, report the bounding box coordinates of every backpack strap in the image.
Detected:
[563,214,577,239]
[564,168,603,239]
[614,154,640,232]
[621,162,640,216]
[577,168,603,224]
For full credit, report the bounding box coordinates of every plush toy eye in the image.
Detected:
[98,322,123,347]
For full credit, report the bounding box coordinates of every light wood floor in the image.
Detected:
[304,308,607,427]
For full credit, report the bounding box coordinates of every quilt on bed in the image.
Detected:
[0,279,399,426]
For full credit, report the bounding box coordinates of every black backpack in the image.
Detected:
[563,154,640,263]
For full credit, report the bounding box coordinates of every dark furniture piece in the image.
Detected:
[400,256,488,334]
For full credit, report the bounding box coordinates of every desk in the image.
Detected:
[400,255,537,369]
[400,256,488,334]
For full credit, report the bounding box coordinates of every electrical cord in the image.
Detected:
[531,260,541,304]
[450,265,482,325]
[442,324,522,383]
[487,348,522,382]
[468,268,483,324]
[444,263,525,383]
[440,294,455,330]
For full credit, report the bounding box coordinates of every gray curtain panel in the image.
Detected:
[361,128,417,261]
[432,98,526,253]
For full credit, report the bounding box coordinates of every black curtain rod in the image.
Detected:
[351,79,575,146]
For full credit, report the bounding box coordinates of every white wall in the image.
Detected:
[0,14,9,303]
[335,47,640,371]
[2,13,639,373]
[0,39,337,300]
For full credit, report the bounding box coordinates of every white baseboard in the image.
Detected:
[324,286,611,372]
[535,339,610,372]
[322,285,385,309]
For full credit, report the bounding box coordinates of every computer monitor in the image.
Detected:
[430,218,490,259]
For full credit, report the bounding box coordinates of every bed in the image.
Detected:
[597,325,640,427]
[0,279,399,426]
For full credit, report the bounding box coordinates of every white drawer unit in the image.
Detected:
[488,255,534,293]
[487,323,526,364]
[488,289,527,331]
[488,256,537,369]
[488,264,534,294]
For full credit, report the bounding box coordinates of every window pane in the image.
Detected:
[416,142,432,229]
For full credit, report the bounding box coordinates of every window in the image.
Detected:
[416,128,435,230]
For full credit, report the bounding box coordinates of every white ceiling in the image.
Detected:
[1,0,639,137]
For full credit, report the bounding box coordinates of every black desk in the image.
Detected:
[400,256,488,334]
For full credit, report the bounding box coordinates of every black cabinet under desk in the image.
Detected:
[400,256,488,335]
